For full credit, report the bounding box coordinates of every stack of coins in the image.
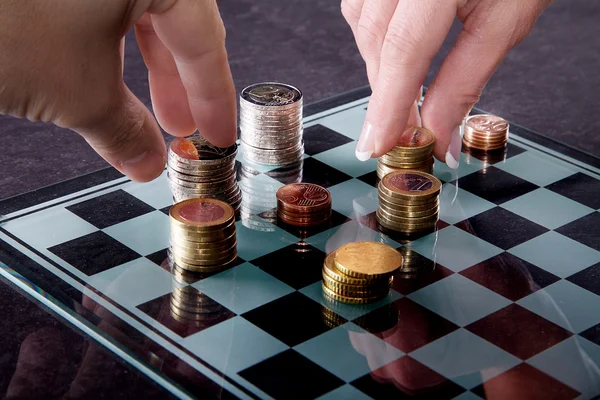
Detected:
[167,136,241,212]
[276,183,332,227]
[462,114,509,151]
[239,82,304,165]
[169,198,238,274]
[376,171,442,234]
[321,242,403,304]
[169,282,223,326]
[377,126,436,179]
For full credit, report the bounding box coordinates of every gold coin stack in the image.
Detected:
[169,282,223,325]
[376,170,442,234]
[169,198,238,274]
[377,126,436,179]
[321,242,403,304]
[463,114,509,151]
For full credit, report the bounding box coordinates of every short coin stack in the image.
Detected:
[169,282,223,325]
[462,114,509,151]
[376,171,442,234]
[169,198,238,274]
[167,136,241,212]
[321,242,403,304]
[239,82,304,165]
[276,183,332,227]
[377,126,436,179]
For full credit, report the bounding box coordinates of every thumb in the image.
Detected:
[75,85,167,182]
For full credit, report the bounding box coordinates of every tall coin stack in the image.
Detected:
[169,198,238,274]
[376,171,442,235]
[239,82,304,165]
[462,114,509,151]
[321,242,403,304]
[276,183,332,227]
[167,136,241,212]
[377,126,436,179]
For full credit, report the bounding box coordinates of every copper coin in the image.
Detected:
[170,198,233,229]
[394,126,436,149]
[276,183,331,212]
[465,114,509,134]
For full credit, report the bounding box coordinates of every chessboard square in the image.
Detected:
[556,212,600,252]
[48,231,140,276]
[66,189,155,229]
[104,211,170,256]
[300,282,402,321]
[528,336,600,399]
[408,274,511,327]
[316,384,372,400]
[495,151,576,187]
[88,257,172,307]
[294,157,352,188]
[3,206,97,249]
[242,291,345,347]
[356,170,378,188]
[302,124,354,156]
[295,323,404,382]
[455,207,549,250]
[327,179,378,218]
[467,142,527,165]
[122,170,173,209]
[465,304,572,360]
[410,329,520,389]
[438,183,496,225]
[319,107,367,140]
[518,280,600,333]
[313,142,377,178]
[391,260,454,296]
[250,244,326,290]
[238,349,345,400]
[471,363,579,400]
[460,252,560,301]
[409,226,503,272]
[184,316,287,376]
[580,323,600,347]
[433,154,485,183]
[276,210,349,241]
[455,167,539,205]
[546,172,600,210]
[509,231,600,278]
[501,188,594,230]
[145,248,169,267]
[192,262,294,314]
[351,356,466,400]
[234,220,298,261]
[567,263,600,296]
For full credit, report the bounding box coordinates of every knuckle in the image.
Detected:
[382,25,421,67]
[356,15,386,47]
[102,107,147,154]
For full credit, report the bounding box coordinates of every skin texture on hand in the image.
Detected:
[342,0,553,168]
[0,0,237,182]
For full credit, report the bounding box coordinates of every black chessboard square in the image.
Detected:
[391,257,454,295]
[455,207,548,250]
[275,209,349,238]
[160,205,172,216]
[567,263,600,296]
[556,212,600,252]
[271,157,351,188]
[547,173,600,210]
[580,322,600,347]
[238,349,344,400]
[302,124,354,156]
[146,248,169,266]
[242,291,345,347]
[357,170,379,188]
[454,167,539,205]
[462,142,527,164]
[48,231,140,276]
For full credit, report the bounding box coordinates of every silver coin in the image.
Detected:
[240,82,302,108]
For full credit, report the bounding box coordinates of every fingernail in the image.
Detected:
[445,126,462,170]
[120,150,166,182]
[356,122,374,162]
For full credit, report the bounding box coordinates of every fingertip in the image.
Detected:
[119,148,166,182]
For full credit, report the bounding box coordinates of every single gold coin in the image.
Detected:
[322,252,391,285]
[333,242,403,279]
[380,171,442,201]
[170,198,234,230]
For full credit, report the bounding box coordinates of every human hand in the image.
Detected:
[0,0,237,182]
[342,0,551,168]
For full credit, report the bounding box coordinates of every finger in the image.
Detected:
[150,0,237,148]
[421,1,549,167]
[407,85,423,127]
[355,0,456,161]
[340,0,365,34]
[135,13,196,137]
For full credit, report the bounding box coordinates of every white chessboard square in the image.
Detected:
[104,211,170,256]
[327,179,378,218]
[313,142,377,178]
[496,151,577,187]
[122,170,173,210]
[438,183,496,225]
[319,107,367,141]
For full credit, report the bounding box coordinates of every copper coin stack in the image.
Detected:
[169,198,238,274]
[276,183,332,227]
[167,136,241,212]
[376,171,442,234]
[462,114,509,151]
[377,126,436,179]
[321,242,402,304]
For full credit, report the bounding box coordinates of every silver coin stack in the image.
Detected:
[167,136,242,212]
[239,82,304,165]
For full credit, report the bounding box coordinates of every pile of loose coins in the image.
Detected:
[169,198,238,275]
[377,126,436,179]
[167,136,241,212]
[321,242,403,304]
[377,171,442,235]
[239,82,304,165]
[276,183,332,227]
[462,114,509,151]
